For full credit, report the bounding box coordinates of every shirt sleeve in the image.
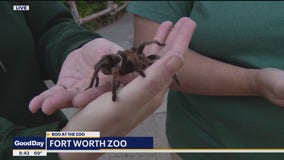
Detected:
[0,117,65,160]
[127,1,193,24]
[23,1,101,81]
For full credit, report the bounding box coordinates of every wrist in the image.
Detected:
[247,68,264,97]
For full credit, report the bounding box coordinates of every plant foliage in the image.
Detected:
[63,1,126,30]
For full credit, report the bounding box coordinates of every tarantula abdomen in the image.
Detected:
[86,40,180,102]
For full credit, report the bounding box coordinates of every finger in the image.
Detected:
[72,84,110,108]
[165,17,196,57]
[144,21,173,55]
[118,54,183,106]
[41,89,77,115]
[29,87,59,113]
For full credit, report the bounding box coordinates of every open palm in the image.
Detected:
[29,18,194,115]
[29,38,124,114]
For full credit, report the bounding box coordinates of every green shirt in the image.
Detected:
[0,1,100,159]
[128,1,284,160]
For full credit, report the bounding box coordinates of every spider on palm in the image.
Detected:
[86,40,180,101]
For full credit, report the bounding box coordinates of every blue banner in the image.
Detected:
[13,137,45,149]
[47,137,153,150]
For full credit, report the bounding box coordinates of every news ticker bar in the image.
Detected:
[13,131,154,156]
[13,149,284,155]
[13,131,284,157]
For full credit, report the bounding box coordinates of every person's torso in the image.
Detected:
[167,2,284,159]
[0,2,65,127]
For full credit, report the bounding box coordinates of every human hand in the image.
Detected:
[70,20,186,108]
[252,68,284,107]
[29,17,196,115]
[29,38,124,114]
[60,18,196,160]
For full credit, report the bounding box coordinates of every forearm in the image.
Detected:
[59,92,165,160]
[171,49,260,96]
[62,93,161,134]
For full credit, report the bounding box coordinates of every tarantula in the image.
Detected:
[86,40,180,101]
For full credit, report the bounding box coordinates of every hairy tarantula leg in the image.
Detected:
[95,76,99,87]
[85,70,99,90]
[147,54,160,60]
[147,54,180,86]
[136,70,146,77]
[85,72,95,90]
[85,63,103,90]
[146,54,160,65]
[173,74,180,86]
[133,59,147,77]
[85,79,94,90]
[137,40,165,55]
[111,67,120,102]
